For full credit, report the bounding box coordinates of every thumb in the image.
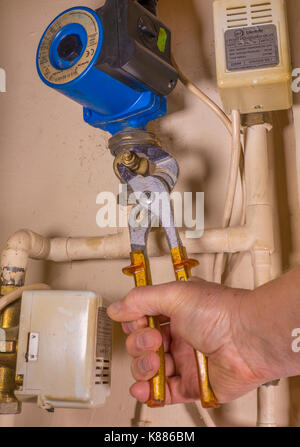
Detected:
[107,278,206,322]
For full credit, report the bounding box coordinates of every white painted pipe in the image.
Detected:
[245,124,275,253]
[252,250,277,427]
[0,226,254,281]
[244,124,278,427]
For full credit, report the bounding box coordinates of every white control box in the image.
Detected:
[213,0,292,114]
[15,290,112,411]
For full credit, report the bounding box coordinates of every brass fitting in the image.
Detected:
[0,284,22,414]
[241,112,272,127]
[114,150,149,181]
[121,150,140,170]
[110,130,161,181]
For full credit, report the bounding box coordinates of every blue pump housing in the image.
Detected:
[36,6,167,135]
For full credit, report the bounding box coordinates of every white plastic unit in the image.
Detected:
[15,290,112,411]
[213,0,292,114]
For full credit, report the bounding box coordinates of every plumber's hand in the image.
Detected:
[107,278,271,404]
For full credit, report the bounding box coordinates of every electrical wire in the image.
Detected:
[213,110,241,283]
[222,133,247,283]
[171,55,233,135]
[0,283,51,312]
[171,55,245,284]
[194,402,216,427]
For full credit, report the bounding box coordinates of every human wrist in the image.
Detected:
[231,289,282,386]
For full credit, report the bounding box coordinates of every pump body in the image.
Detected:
[37,1,177,134]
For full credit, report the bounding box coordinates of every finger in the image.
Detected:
[129,354,176,403]
[130,351,175,382]
[165,352,176,377]
[124,324,170,358]
[129,381,150,403]
[126,323,171,354]
[130,352,160,381]
[130,370,175,405]
[122,316,169,334]
[126,328,162,358]
[122,317,148,334]
[107,281,195,322]
[130,371,200,405]
[166,375,200,404]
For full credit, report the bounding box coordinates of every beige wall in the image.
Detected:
[0,0,299,426]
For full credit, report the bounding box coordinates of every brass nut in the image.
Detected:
[121,150,139,169]
[122,150,135,163]
[114,150,149,180]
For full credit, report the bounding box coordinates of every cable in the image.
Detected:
[0,283,51,312]
[194,402,216,427]
[213,110,241,284]
[222,133,246,283]
[171,55,233,135]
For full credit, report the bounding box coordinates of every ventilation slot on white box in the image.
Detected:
[226,2,273,28]
[95,358,111,385]
[251,2,273,24]
[95,306,112,386]
[226,5,248,28]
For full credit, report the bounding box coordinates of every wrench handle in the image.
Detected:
[123,250,165,407]
[147,315,166,407]
[171,246,219,409]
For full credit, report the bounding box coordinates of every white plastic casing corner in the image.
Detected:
[15,290,112,411]
[213,0,292,114]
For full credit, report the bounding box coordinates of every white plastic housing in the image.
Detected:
[15,290,112,411]
[213,0,292,114]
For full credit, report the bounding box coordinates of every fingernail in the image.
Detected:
[137,333,153,349]
[108,302,122,315]
[137,357,153,373]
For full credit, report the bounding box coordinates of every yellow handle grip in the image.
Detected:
[123,251,165,407]
[147,316,165,407]
[171,246,219,409]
